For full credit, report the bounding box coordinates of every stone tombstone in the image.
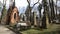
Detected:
[10,7,20,26]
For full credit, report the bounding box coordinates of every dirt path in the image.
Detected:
[0,25,16,34]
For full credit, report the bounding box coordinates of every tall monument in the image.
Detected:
[10,0,20,26]
[5,0,20,26]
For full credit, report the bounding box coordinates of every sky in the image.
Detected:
[0,0,42,8]
[2,0,28,9]
[0,0,42,15]
[0,0,57,8]
[0,0,28,15]
[0,0,60,15]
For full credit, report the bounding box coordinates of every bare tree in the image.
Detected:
[56,0,57,17]
[1,0,7,24]
[25,0,40,25]
[38,4,42,19]
[49,0,55,21]
[41,0,50,29]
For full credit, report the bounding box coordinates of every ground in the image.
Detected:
[0,24,60,34]
[21,24,60,34]
[0,25,15,34]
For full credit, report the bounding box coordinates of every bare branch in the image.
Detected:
[27,0,30,4]
[33,0,40,7]
[27,0,40,8]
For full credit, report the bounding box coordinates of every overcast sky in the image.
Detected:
[0,0,42,9]
[0,0,60,15]
[0,0,58,9]
[0,0,42,14]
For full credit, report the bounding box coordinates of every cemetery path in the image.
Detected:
[0,25,16,34]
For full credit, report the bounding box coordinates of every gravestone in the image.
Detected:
[10,7,20,26]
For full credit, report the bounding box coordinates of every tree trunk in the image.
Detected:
[42,0,49,28]
[50,0,55,21]
[56,0,57,18]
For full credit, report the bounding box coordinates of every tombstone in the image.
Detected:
[0,0,20,25]
[10,7,20,26]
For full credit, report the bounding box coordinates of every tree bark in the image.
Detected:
[42,0,49,28]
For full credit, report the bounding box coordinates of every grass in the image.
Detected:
[6,24,60,34]
[21,28,60,34]
[20,24,60,34]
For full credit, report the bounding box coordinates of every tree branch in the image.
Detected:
[27,0,30,5]
[33,0,40,7]
[27,0,40,8]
